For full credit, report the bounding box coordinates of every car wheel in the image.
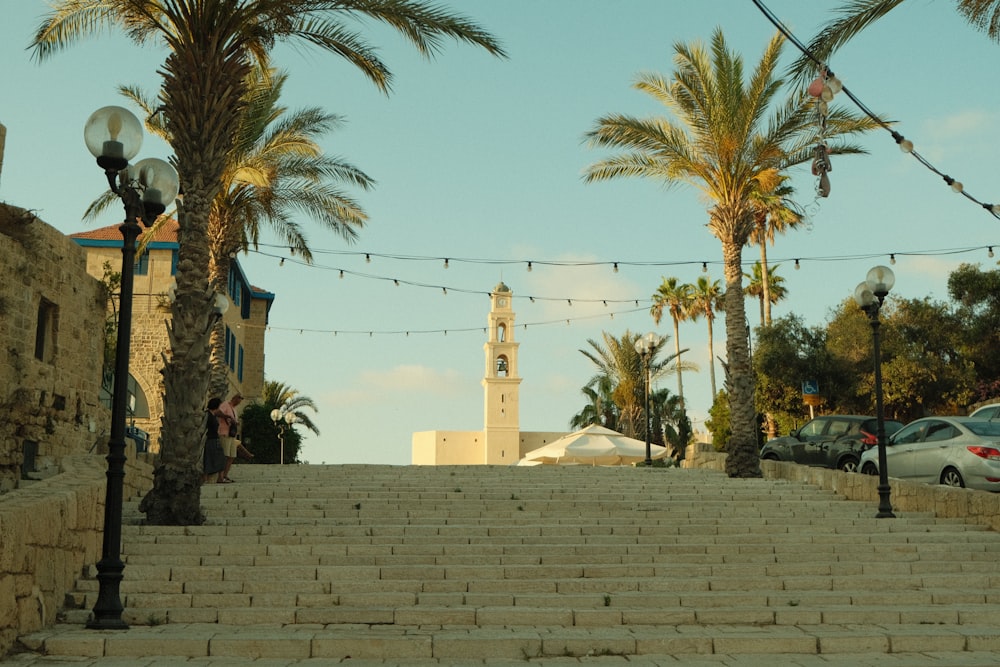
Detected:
[838,457,859,473]
[940,467,965,488]
[860,462,878,476]
[761,454,779,461]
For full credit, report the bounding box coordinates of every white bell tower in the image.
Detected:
[482,281,521,464]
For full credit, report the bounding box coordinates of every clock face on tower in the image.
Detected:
[498,298,507,307]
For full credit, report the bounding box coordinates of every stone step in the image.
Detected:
[23,464,1000,664]
[63,603,1000,630]
[24,622,1000,660]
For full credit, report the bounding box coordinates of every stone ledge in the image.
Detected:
[684,443,1000,531]
[0,453,153,657]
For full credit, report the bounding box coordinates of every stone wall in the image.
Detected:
[684,442,1000,531]
[0,449,153,657]
[0,205,111,492]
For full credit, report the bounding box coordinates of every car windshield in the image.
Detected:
[963,421,1000,437]
[861,419,904,435]
[884,421,904,435]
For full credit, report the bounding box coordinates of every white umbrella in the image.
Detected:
[519,424,668,466]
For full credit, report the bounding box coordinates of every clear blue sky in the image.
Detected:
[2,1,998,464]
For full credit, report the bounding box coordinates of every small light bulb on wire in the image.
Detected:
[702,262,707,273]
[443,258,449,269]
[527,261,532,272]
[794,259,800,270]
[279,257,284,266]
[990,246,995,258]
[613,262,619,273]
[365,253,371,263]
[890,254,896,265]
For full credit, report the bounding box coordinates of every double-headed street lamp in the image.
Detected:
[854,265,896,519]
[84,106,179,629]
[634,332,663,466]
[270,408,298,465]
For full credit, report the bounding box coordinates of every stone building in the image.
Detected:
[70,221,274,452]
[0,203,111,492]
[411,282,565,464]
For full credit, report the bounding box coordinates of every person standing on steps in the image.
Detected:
[217,393,243,483]
[203,397,226,484]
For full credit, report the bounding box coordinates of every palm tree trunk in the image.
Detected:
[706,312,717,400]
[721,238,761,478]
[759,233,773,326]
[757,238,777,439]
[139,42,250,525]
[672,316,685,410]
[207,239,233,401]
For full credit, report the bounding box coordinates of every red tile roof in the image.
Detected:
[70,218,179,243]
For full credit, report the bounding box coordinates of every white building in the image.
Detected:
[411,282,565,465]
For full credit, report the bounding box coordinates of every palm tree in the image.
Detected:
[747,177,803,326]
[91,65,375,399]
[688,276,723,402]
[261,380,320,435]
[584,29,877,477]
[744,262,788,327]
[241,379,319,464]
[790,1,1000,82]
[650,387,691,460]
[579,330,687,440]
[569,375,617,431]
[33,0,504,525]
[650,277,693,409]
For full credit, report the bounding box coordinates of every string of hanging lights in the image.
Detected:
[252,243,997,304]
[751,0,1000,220]
[233,305,650,338]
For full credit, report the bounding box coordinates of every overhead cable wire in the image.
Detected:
[751,0,1000,219]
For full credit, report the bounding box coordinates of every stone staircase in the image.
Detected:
[13,464,1000,665]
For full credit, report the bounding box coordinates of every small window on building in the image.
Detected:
[134,251,150,276]
[497,322,506,342]
[238,345,244,382]
[21,440,38,479]
[34,298,57,363]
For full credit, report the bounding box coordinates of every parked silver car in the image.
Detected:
[859,416,1000,491]
[970,404,1000,420]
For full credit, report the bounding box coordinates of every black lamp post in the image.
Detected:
[84,106,179,629]
[854,265,896,519]
[633,331,663,466]
[270,408,297,465]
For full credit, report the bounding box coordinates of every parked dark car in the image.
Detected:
[759,415,905,472]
